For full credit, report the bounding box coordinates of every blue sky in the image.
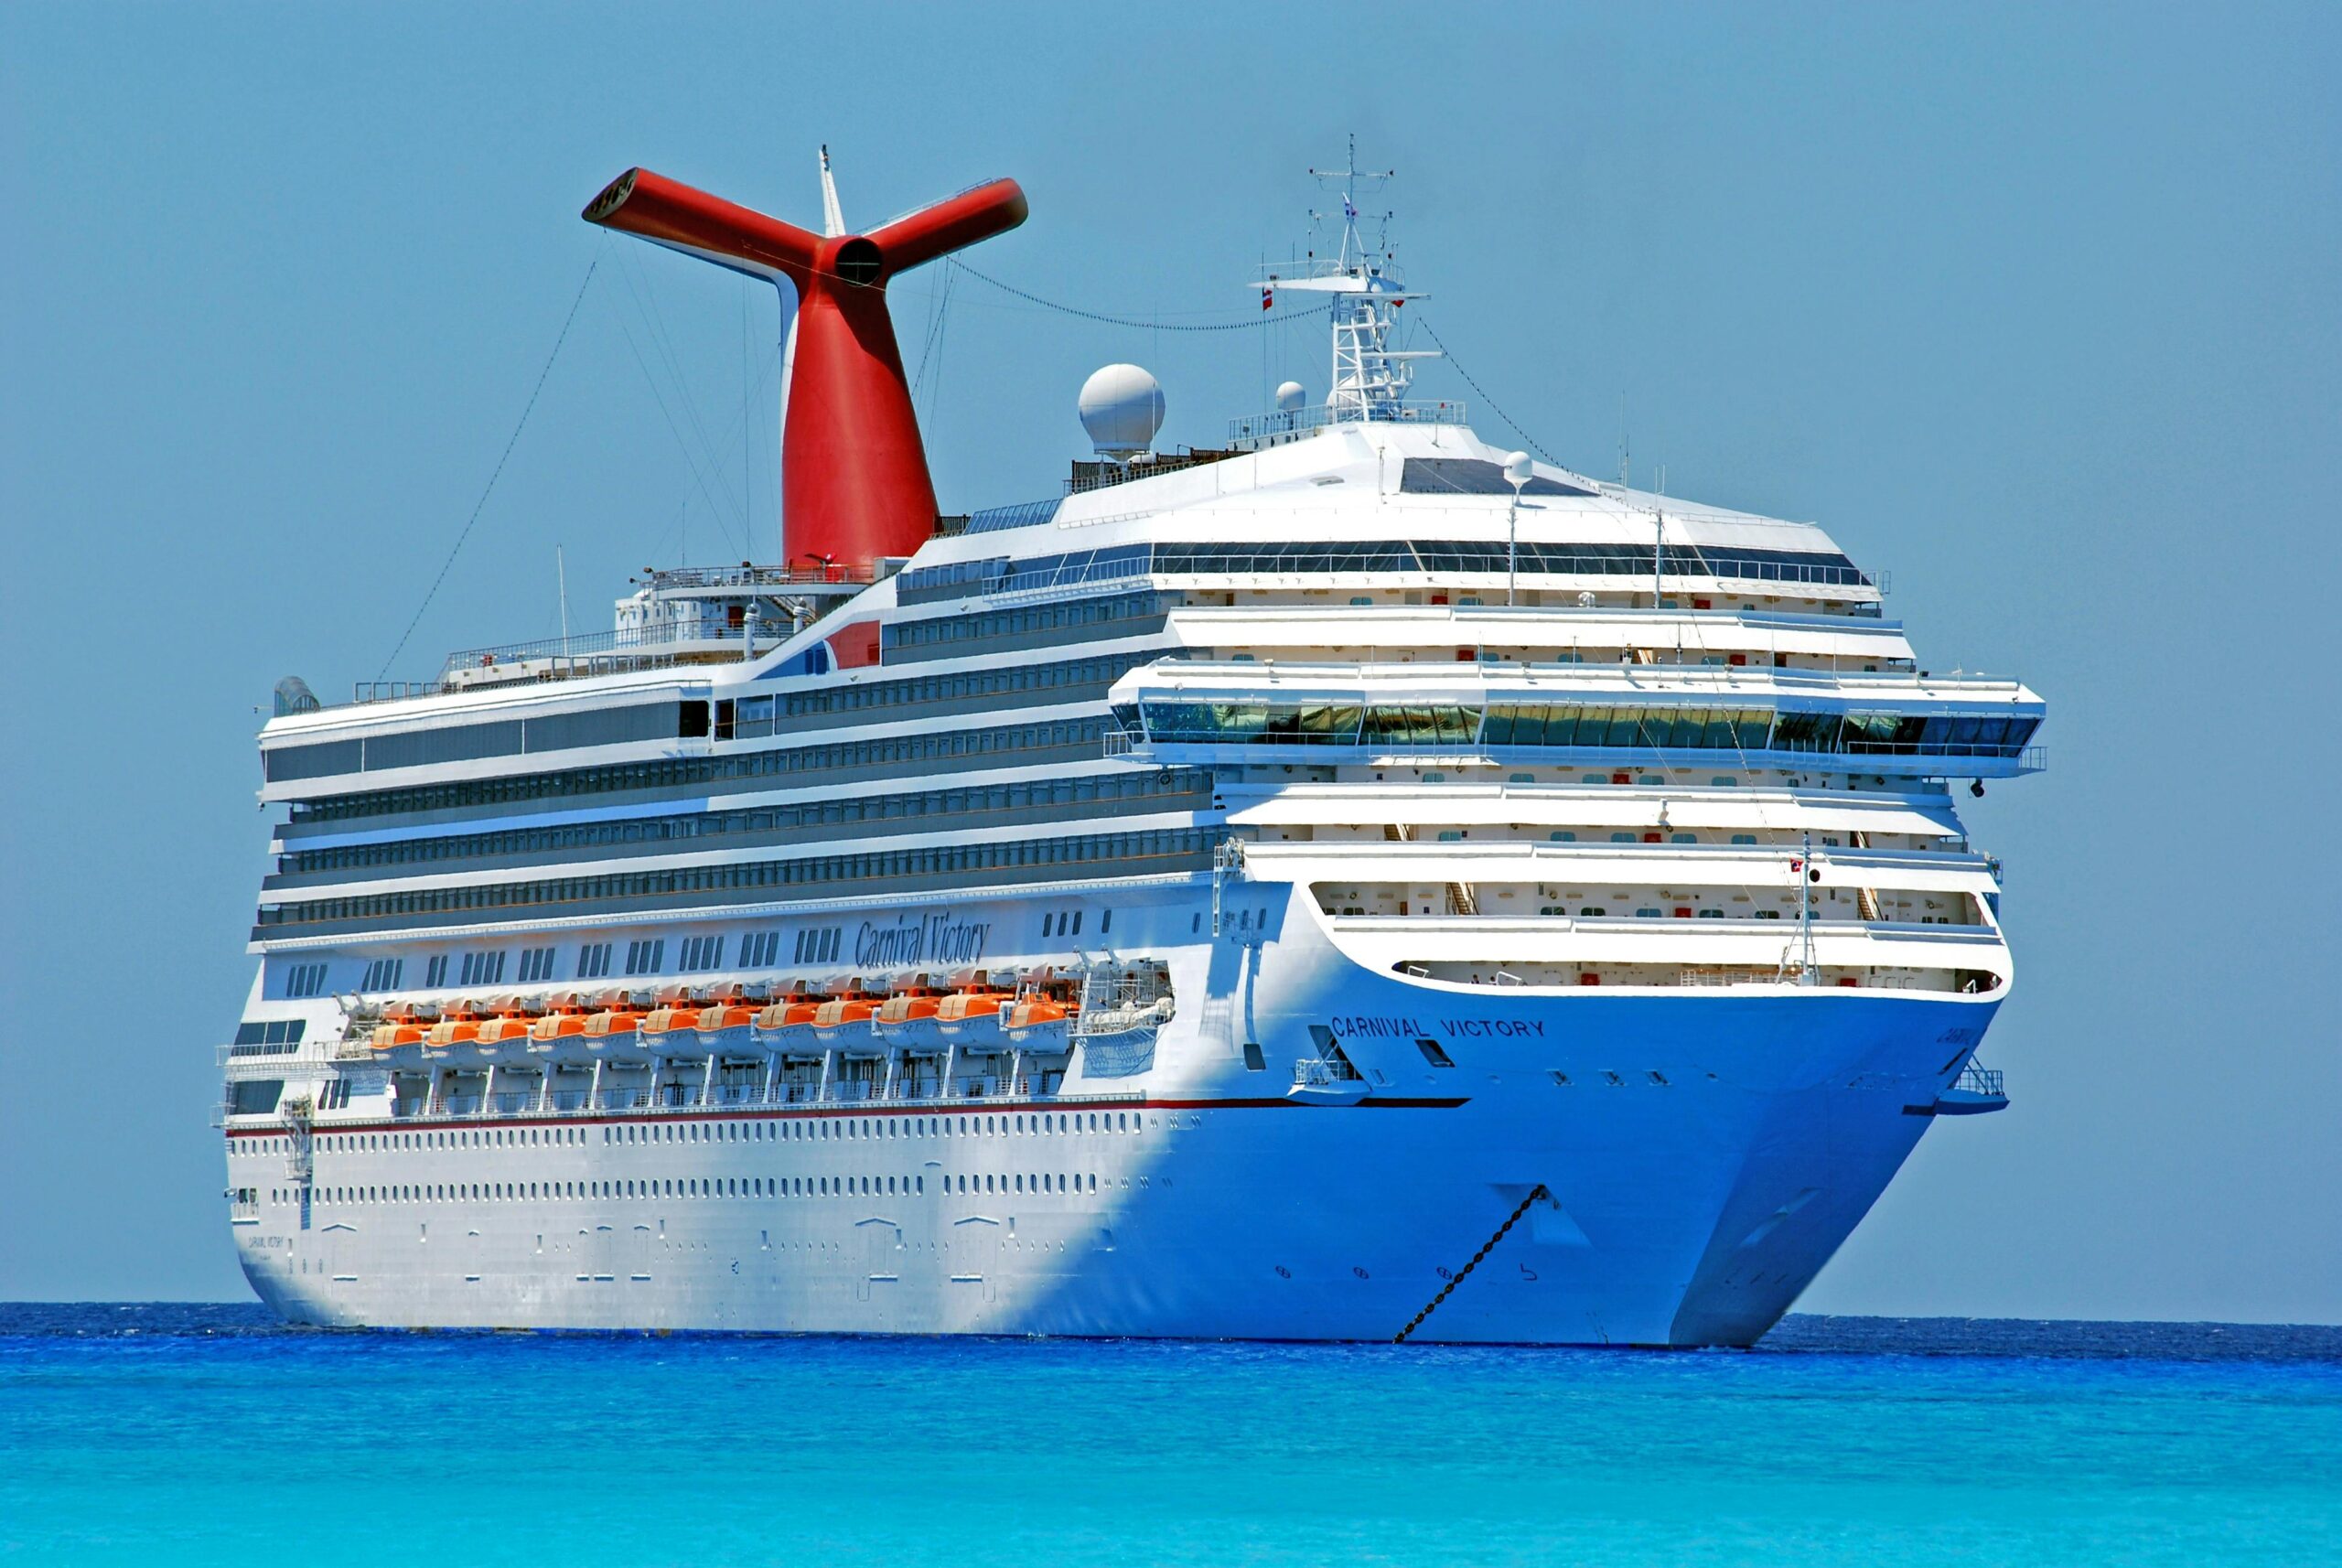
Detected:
[2,3,2335,1317]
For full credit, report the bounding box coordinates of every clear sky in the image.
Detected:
[2,3,2335,1318]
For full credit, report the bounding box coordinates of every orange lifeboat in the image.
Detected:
[472,995,538,1046]
[751,985,824,1043]
[811,982,881,1035]
[371,1000,437,1051]
[934,985,1013,1045]
[640,987,706,1040]
[528,993,591,1044]
[876,976,944,1030]
[424,999,488,1048]
[1004,991,1073,1045]
[694,984,764,1044]
[581,989,648,1044]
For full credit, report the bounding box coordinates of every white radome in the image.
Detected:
[1275,381,1306,413]
[1079,364,1165,457]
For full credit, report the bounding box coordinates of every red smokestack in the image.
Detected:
[583,166,1029,573]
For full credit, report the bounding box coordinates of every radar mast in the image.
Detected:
[1262,134,1440,423]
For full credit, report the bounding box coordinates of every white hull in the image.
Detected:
[229,888,1995,1346]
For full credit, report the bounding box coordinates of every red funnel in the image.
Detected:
[584,166,1029,573]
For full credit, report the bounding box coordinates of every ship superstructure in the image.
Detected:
[220,150,2040,1345]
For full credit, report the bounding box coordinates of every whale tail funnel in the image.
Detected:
[583,163,1029,573]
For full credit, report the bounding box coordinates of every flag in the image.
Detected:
[1261,287,1273,311]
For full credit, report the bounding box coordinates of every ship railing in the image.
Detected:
[437,620,788,679]
[1293,1056,1365,1090]
[1228,400,1467,446]
[1956,1062,2004,1098]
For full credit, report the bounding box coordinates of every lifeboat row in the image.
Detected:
[365,973,1085,1058]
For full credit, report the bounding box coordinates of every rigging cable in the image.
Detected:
[377,244,603,681]
[1413,317,1563,468]
[946,257,1335,332]
[605,278,754,561]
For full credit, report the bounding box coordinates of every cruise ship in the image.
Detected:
[219,149,2043,1345]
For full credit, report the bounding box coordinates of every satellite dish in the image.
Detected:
[1275,381,1306,413]
[1079,364,1165,458]
[1503,451,1534,489]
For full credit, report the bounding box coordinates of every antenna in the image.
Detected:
[1652,464,1666,608]
[1797,831,1820,984]
[819,145,845,239]
[1270,137,1434,425]
[1306,133,1394,274]
[1503,451,1532,606]
[556,543,570,655]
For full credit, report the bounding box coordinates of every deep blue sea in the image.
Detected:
[3,1305,2336,1566]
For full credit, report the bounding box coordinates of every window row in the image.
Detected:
[255,828,1221,930]
[280,767,1206,876]
[264,701,689,784]
[286,716,1112,825]
[777,650,1151,719]
[281,1168,1115,1208]
[884,590,1169,654]
[897,539,1869,607]
[228,1019,306,1056]
[238,1107,1148,1163]
[1128,698,2040,758]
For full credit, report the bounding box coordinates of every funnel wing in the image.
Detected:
[582,167,819,287]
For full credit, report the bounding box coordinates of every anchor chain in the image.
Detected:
[1392,1184,1551,1344]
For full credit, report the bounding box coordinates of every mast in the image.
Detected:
[1261,136,1441,425]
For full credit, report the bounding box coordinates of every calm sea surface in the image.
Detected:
[3,1305,2335,1566]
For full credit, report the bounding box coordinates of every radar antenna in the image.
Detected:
[1259,134,1441,424]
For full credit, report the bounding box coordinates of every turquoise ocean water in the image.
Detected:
[3,1305,2335,1566]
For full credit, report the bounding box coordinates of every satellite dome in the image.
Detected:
[1078,364,1165,458]
[1275,381,1306,413]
